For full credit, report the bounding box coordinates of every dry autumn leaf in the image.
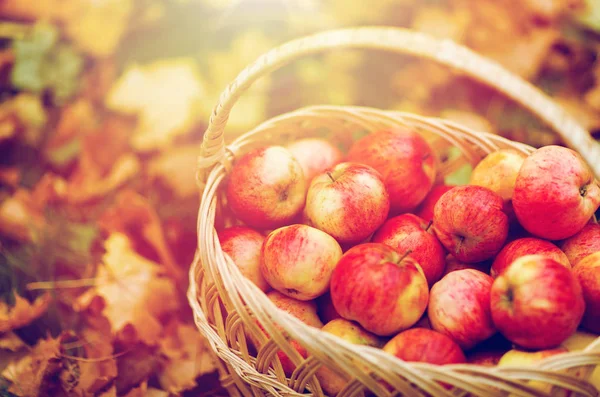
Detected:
[64,0,134,57]
[105,58,204,152]
[157,320,217,393]
[76,233,179,345]
[147,145,200,198]
[72,297,118,395]
[1,334,62,396]
[0,293,51,333]
[0,332,26,352]
[98,189,183,283]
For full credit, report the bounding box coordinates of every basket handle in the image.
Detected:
[198,26,600,178]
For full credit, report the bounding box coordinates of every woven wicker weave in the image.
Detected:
[188,27,600,397]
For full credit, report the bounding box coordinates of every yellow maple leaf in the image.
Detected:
[2,335,62,396]
[77,233,179,345]
[106,59,205,152]
[64,0,134,57]
[157,320,217,393]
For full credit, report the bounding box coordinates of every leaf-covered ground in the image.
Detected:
[0,0,599,395]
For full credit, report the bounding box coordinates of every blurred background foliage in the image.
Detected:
[0,0,600,395]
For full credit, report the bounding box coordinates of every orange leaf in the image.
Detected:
[0,293,51,333]
[1,335,62,396]
[98,189,183,283]
[76,233,179,345]
[157,320,217,393]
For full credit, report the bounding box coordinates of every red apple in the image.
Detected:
[433,185,509,263]
[572,252,600,333]
[218,226,270,292]
[346,129,436,214]
[372,214,446,287]
[317,292,342,324]
[330,243,429,336]
[491,237,570,278]
[226,146,306,229]
[316,319,382,396]
[261,224,342,300]
[428,269,496,350]
[263,291,323,376]
[415,185,455,223]
[513,145,600,240]
[286,138,343,185]
[304,162,390,244]
[560,223,600,266]
[490,255,585,349]
[383,328,466,365]
[442,254,490,277]
[470,149,526,216]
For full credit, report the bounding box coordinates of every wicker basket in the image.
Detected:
[188,27,600,397]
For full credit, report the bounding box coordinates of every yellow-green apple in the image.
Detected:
[383,328,466,365]
[317,292,342,324]
[330,243,429,336]
[316,319,382,396]
[346,129,436,214]
[433,185,509,263]
[304,162,390,244]
[490,237,570,278]
[218,226,270,292]
[560,223,600,266]
[415,185,455,223]
[490,255,585,349]
[372,214,446,287]
[262,291,323,376]
[497,347,569,394]
[428,269,496,350]
[498,347,568,367]
[286,138,343,185]
[563,331,600,391]
[261,224,342,300]
[442,254,490,277]
[572,252,600,333]
[470,149,526,216]
[226,146,306,230]
[513,145,600,240]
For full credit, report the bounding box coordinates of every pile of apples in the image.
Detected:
[218,128,600,395]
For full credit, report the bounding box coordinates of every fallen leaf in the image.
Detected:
[0,332,26,352]
[98,190,183,283]
[147,145,199,198]
[72,298,118,395]
[114,325,165,394]
[0,168,22,189]
[105,58,204,152]
[67,154,141,204]
[76,233,179,345]
[64,0,134,57]
[157,320,217,393]
[1,335,62,396]
[0,293,51,333]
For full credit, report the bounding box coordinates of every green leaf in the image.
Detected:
[10,22,84,104]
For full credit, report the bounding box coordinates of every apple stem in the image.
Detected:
[422,153,431,161]
[425,220,433,232]
[397,250,413,263]
[327,172,335,183]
